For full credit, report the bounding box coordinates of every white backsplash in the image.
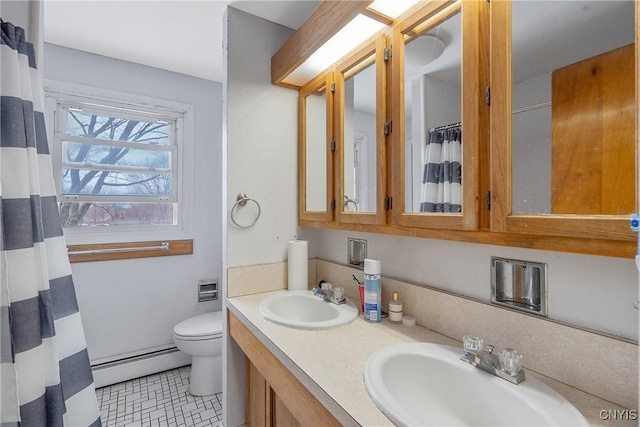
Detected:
[300,227,639,341]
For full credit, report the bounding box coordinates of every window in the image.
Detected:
[45,85,193,244]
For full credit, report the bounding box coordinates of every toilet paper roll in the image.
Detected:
[288,240,308,291]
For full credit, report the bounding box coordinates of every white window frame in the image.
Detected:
[44,80,194,245]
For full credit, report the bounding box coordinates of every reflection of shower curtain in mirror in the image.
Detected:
[419,126,462,213]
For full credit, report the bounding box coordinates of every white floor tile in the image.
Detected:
[97,366,222,427]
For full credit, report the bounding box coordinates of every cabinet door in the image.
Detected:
[391,1,489,230]
[335,37,388,225]
[247,360,303,427]
[299,73,334,225]
[272,394,302,427]
[247,361,271,427]
[490,0,636,242]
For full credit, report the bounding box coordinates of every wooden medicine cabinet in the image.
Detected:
[391,0,489,231]
[335,37,389,225]
[299,73,334,224]
[285,0,637,258]
[490,0,637,242]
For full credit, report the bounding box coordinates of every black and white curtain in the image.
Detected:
[1,20,101,426]
[419,126,462,213]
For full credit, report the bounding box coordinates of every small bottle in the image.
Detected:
[389,292,403,322]
[364,259,382,323]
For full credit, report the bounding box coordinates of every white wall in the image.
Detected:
[1,1,31,32]
[223,8,298,427]
[225,10,298,269]
[300,228,639,341]
[2,0,43,81]
[354,110,376,211]
[344,80,355,206]
[306,93,327,211]
[43,44,223,363]
[424,75,461,130]
[512,74,551,214]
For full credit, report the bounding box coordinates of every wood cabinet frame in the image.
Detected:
[298,72,335,225]
[390,0,488,231]
[271,1,373,86]
[489,0,637,242]
[288,0,637,258]
[229,311,343,427]
[335,37,388,225]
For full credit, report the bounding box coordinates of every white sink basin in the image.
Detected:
[364,342,589,427]
[259,291,359,329]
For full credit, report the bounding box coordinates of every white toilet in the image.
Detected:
[173,311,223,396]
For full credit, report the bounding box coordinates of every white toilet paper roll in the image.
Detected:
[288,240,308,291]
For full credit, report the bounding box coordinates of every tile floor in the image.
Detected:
[96,366,223,427]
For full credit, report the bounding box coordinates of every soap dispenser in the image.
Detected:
[389,292,403,322]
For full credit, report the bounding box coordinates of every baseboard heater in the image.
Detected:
[91,346,191,388]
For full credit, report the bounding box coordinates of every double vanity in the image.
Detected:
[228,288,632,426]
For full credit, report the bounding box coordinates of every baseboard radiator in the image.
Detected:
[91,346,191,388]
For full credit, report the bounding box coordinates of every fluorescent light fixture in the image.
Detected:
[283,14,385,86]
[368,0,421,19]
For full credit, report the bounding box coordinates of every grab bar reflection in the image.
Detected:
[68,242,169,256]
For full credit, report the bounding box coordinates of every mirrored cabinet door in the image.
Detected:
[491,0,636,241]
[392,1,487,230]
[335,37,387,225]
[299,73,334,224]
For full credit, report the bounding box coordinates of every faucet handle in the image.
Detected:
[499,348,523,376]
[463,335,484,351]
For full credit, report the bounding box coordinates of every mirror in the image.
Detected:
[302,80,329,214]
[343,56,377,213]
[336,38,387,226]
[403,12,462,214]
[511,1,635,216]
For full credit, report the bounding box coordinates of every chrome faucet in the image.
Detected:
[312,281,346,305]
[460,335,526,385]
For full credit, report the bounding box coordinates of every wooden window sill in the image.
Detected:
[67,239,193,263]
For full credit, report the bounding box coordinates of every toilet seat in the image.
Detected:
[173,311,222,340]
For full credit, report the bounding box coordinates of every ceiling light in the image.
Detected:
[368,0,421,19]
[283,14,385,86]
[405,34,445,66]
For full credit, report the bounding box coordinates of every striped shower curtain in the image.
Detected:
[1,20,101,426]
[419,126,462,213]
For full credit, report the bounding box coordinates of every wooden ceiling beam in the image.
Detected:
[271,0,373,86]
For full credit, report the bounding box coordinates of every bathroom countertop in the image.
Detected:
[227,291,634,427]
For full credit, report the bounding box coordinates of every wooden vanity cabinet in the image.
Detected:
[248,361,302,427]
[229,311,342,427]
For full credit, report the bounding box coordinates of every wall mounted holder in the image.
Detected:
[491,257,547,317]
[348,238,367,268]
[198,280,218,302]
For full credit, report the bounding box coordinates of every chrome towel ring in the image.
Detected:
[231,193,261,228]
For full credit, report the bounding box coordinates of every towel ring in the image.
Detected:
[231,193,261,228]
